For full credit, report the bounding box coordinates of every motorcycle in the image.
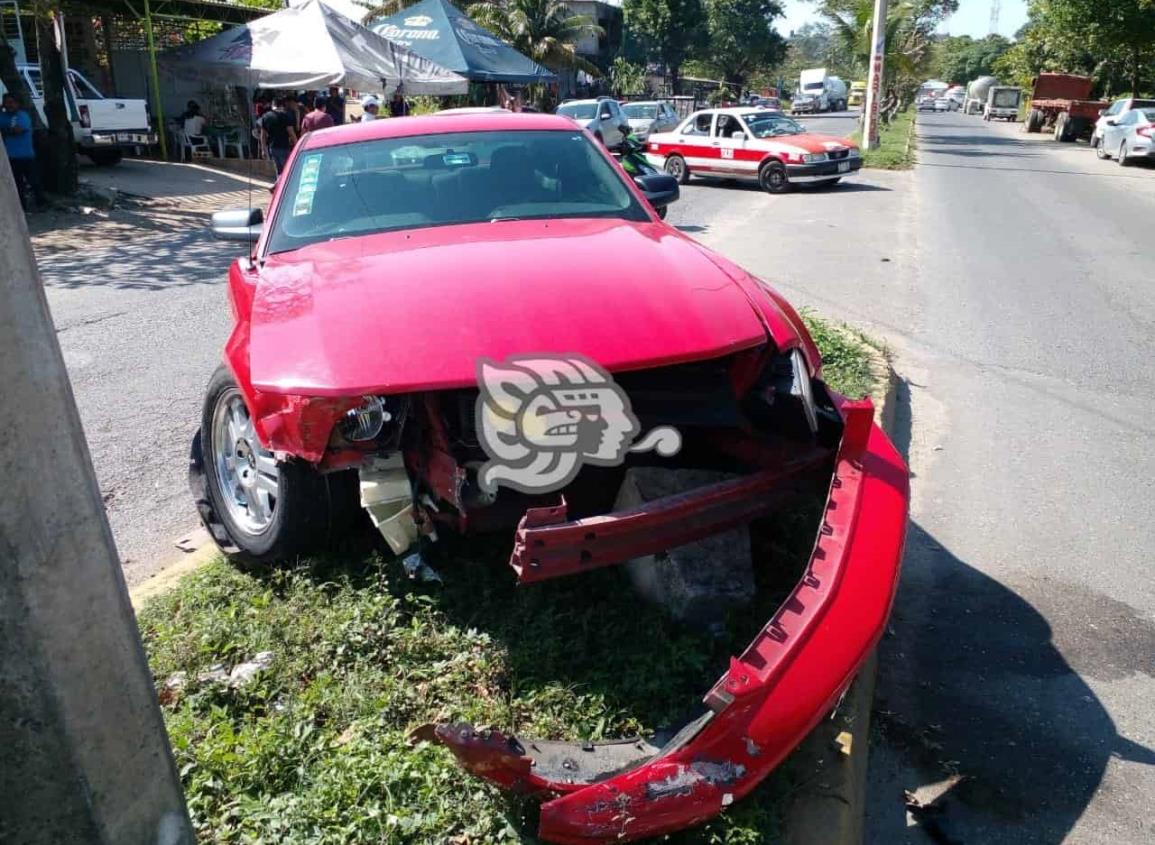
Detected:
[615,133,669,220]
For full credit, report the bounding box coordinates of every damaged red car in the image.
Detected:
[190,112,908,844]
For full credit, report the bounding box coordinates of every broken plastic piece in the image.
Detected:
[360,457,419,554]
[834,730,853,757]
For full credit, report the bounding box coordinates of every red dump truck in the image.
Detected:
[1023,72,1108,142]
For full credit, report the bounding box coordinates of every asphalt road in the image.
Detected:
[667,111,1155,843]
[35,161,256,584]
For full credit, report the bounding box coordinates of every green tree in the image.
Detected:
[610,56,648,96]
[468,0,604,75]
[700,0,787,90]
[623,0,707,91]
[357,0,422,24]
[777,21,862,87]
[1034,0,1155,94]
[930,34,1011,84]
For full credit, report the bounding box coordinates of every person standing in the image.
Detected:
[300,95,335,134]
[326,86,346,125]
[359,95,380,122]
[1,92,45,211]
[388,92,410,118]
[257,96,298,177]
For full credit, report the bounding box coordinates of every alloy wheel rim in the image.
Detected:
[666,158,684,179]
[212,389,278,534]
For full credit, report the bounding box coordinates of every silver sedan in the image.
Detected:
[1097,106,1155,165]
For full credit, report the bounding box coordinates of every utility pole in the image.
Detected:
[0,153,194,844]
[861,0,889,150]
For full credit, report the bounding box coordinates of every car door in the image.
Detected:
[658,104,678,133]
[712,113,753,177]
[1106,109,1137,155]
[1096,99,1124,140]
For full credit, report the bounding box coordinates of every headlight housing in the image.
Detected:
[802,152,829,163]
[341,396,390,441]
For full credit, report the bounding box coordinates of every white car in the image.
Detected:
[1091,97,1155,155]
[646,107,861,194]
[620,101,680,141]
[555,97,630,150]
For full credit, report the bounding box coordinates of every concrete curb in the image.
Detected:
[129,540,219,611]
[782,345,899,845]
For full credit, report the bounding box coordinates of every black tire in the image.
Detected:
[1094,136,1110,160]
[1118,142,1131,167]
[1054,112,1075,142]
[1025,109,1043,133]
[758,160,790,194]
[664,153,690,184]
[194,365,344,565]
[86,148,123,166]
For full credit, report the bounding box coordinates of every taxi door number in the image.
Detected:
[721,148,734,159]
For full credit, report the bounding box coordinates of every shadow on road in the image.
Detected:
[867,379,1155,843]
[919,160,1155,179]
[32,204,245,291]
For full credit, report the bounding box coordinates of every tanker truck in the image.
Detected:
[965,76,998,115]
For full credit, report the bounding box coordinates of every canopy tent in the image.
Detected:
[161,0,467,95]
[367,0,556,85]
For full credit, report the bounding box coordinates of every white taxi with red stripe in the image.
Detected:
[646,107,862,194]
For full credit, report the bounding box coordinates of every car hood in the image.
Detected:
[248,219,771,396]
[779,133,856,154]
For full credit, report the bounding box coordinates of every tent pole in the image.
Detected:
[142,0,167,160]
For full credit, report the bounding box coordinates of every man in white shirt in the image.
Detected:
[360,95,380,122]
[181,100,207,137]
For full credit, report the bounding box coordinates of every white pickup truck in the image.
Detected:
[1,63,156,165]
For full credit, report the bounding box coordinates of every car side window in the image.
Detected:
[681,112,710,136]
[1119,110,1138,125]
[715,115,741,138]
[1107,100,1124,116]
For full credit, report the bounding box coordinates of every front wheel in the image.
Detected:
[758,160,790,194]
[664,154,690,184]
[1118,142,1131,167]
[196,365,340,565]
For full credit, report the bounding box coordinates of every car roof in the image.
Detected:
[302,112,576,149]
[698,106,791,116]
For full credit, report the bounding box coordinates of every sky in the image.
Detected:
[777,0,1030,40]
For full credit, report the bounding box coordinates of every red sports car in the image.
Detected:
[191,112,908,843]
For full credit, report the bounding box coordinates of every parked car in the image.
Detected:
[620,100,680,141]
[1091,97,1155,155]
[646,107,861,193]
[555,96,630,149]
[933,97,952,112]
[917,95,937,111]
[0,63,155,165]
[1095,106,1155,164]
[194,111,907,845]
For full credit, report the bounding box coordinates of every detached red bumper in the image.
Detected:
[427,396,909,844]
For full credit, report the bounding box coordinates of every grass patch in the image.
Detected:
[854,108,916,169]
[802,312,885,400]
[140,323,885,844]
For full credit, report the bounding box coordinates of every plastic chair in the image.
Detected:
[180,130,213,162]
[218,127,246,159]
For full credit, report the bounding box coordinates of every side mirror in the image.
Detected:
[634,172,679,211]
[731,131,746,142]
[1098,109,1105,117]
[211,207,263,242]
[1105,119,1118,126]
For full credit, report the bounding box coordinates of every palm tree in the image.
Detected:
[468,0,605,76]
[816,0,931,100]
[357,0,422,24]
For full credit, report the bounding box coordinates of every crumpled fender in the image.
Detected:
[222,258,356,463]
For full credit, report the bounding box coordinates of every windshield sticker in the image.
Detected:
[475,355,682,494]
[292,154,322,217]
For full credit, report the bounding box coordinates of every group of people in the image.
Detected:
[1,91,45,212]
[252,88,411,177]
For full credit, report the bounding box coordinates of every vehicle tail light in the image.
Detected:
[1137,126,1153,139]
[79,104,90,128]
